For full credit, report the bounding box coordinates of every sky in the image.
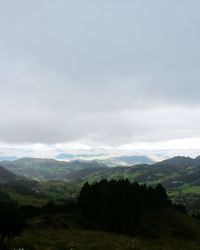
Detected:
[0,1,200,159]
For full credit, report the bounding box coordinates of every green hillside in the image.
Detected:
[64,156,200,213]
[3,156,200,212]
[4,189,48,206]
[1,177,200,250]
[0,164,42,200]
[1,158,107,181]
[8,209,200,250]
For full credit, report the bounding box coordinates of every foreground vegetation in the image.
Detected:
[1,179,200,249]
[8,226,200,250]
[2,156,200,214]
[8,229,138,250]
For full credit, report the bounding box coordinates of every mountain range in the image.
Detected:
[0,158,107,181]
[1,155,200,212]
[55,153,155,165]
[98,155,155,167]
[1,155,200,184]
[65,155,200,185]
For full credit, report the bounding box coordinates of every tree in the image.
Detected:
[78,179,171,234]
[0,190,11,203]
[0,202,25,246]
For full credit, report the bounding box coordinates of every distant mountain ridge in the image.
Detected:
[55,153,155,166]
[0,158,107,181]
[55,153,104,160]
[65,155,200,182]
[64,155,200,212]
[156,155,200,167]
[98,155,155,167]
[0,164,39,196]
[0,156,17,161]
[1,155,200,182]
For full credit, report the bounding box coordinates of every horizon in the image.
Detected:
[0,148,200,163]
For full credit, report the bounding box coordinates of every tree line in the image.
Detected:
[78,179,172,234]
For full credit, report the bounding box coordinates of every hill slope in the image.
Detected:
[66,156,200,187]
[9,209,200,250]
[65,156,200,212]
[2,155,200,212]
[0,165,16,181]
[0,164,40,197]
[1,158,107,181]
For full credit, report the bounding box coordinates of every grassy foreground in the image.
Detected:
[9,229,139,250]
[7,227,200,250]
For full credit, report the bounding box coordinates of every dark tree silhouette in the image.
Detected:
[0,190,11,203]
[78,179,171,234]
[0,202,25,246]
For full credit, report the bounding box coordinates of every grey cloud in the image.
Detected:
[0,1,200,144]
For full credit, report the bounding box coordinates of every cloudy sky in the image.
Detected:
[0,1,200,158]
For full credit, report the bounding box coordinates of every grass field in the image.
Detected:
[0,195,198,250]
[9,229,139,250]
[4,189,49,206]
[38,181,81,200]
[7,228,200,250]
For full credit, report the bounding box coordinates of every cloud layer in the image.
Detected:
[0,1,200,148]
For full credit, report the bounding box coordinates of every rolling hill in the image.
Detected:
[2,155,200,212]
[8,206,200,250]
[0,158,107,181]
[65,156,200,185]
[0,164,40,198]
[65,156,200,212]
[0,164,16,182]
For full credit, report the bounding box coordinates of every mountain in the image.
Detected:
[155,156,195,167]
[0,156,17,161]
[55,153,155,166]
[0,164,40,197]
[2,155,200,212]
[55,153,76,160]
[66,155,200,185]
[0,165,16,182]
[194,155,200,165]
[99,155,155,167]
[155,155,200,167]
[0,158,107,181]
[65,155,200,212]
[55,153,103,160]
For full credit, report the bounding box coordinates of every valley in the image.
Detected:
[1,155,200,249]
[1,155,200,213]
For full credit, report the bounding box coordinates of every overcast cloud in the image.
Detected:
[0,1,200,156]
